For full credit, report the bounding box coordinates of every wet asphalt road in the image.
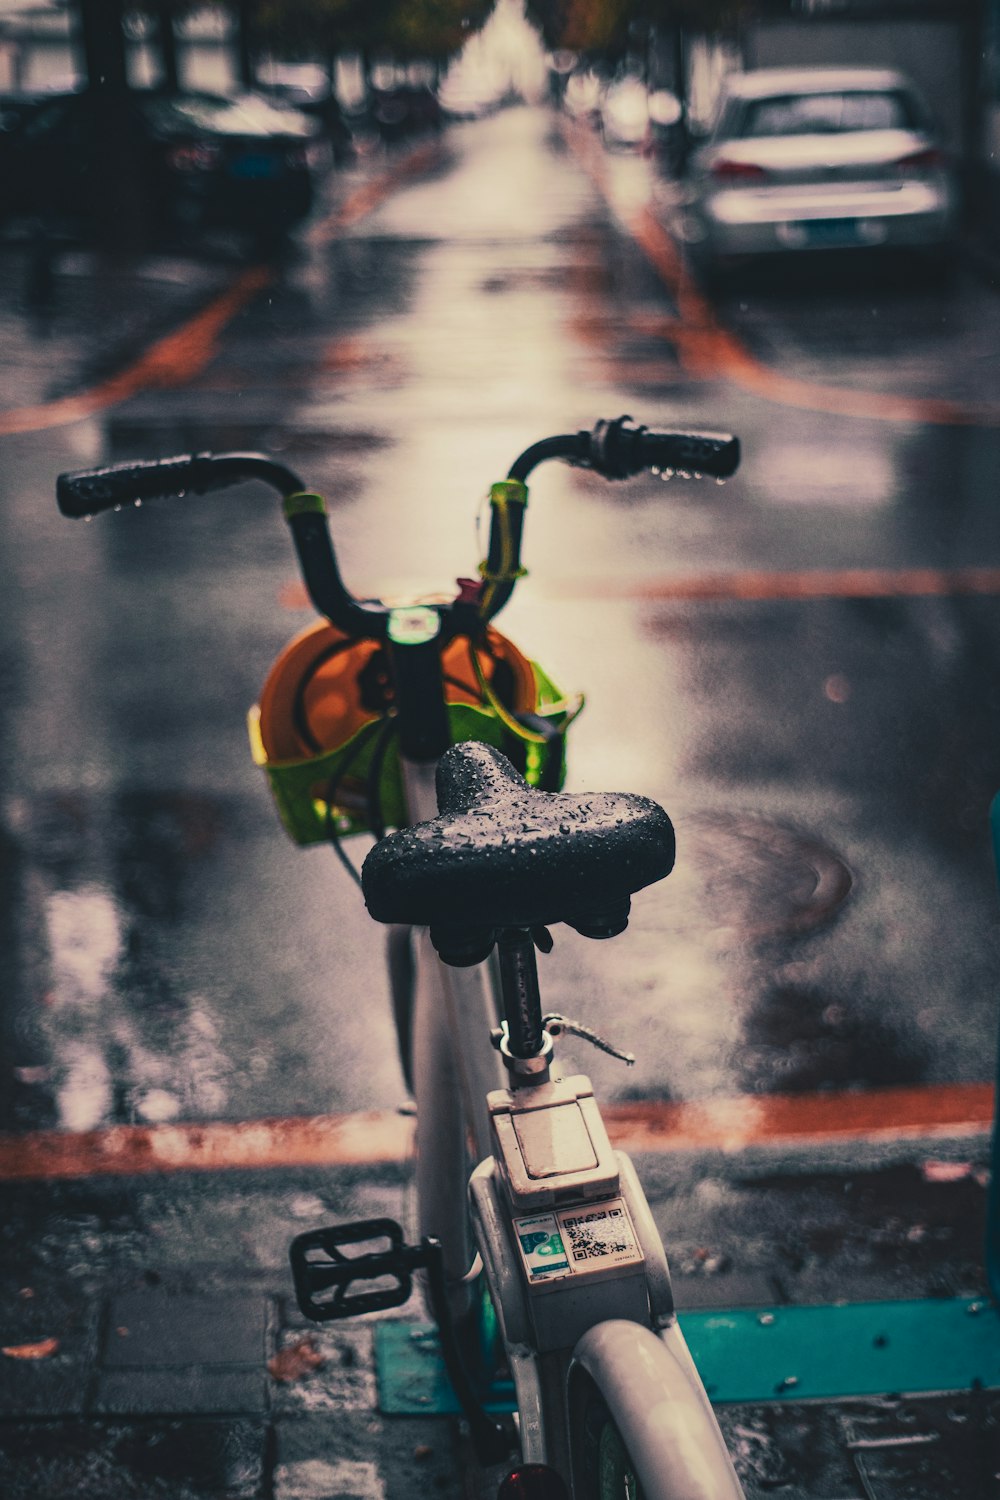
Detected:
[3,103,1000,1497]
[3,104,1000,1132]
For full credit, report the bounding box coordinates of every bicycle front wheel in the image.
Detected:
[568,1321,745,1500]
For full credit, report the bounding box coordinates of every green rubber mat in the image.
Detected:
[375,1298,1000,1413]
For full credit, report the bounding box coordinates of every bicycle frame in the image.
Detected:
[399,756,505,1317]
[396,658,744,1495]
[56,416,744,1499]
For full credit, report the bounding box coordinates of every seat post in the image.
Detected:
[495,928,551,1088]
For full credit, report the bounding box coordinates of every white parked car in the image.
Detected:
[681,66,958,281]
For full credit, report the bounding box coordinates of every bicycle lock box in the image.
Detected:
[472,1075,674,1353]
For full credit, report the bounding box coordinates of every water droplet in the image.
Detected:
[134,498,142,507]
[715,476,727,487]
[113,504,122,513]
[650,465,661,476]
[84,515,93,523]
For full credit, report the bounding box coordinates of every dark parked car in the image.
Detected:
[369,84,443,144]
[257,83,354,164]
[1,88,326,242]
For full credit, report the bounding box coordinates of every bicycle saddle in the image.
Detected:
[361,742,675,963]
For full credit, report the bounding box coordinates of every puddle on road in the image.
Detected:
[3,791,235,1135]
[740,982,930,1096]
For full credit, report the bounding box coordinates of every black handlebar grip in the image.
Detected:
[586,417,740,481]
[643,430,740,479]
[57,452,306,517]
[56,455,212,517]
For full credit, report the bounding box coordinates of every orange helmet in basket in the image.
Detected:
[257,619,539,764]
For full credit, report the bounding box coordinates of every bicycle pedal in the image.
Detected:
[290,1217,429,1323]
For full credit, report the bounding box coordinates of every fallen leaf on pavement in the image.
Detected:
[2,1337,59,1360]
[268,1335,325,1382]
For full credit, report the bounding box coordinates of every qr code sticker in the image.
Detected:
[560,1204,632,1262]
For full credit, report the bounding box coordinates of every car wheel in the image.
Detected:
[695,248,740,297]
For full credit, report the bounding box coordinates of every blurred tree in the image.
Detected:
[149,0,180,87]
[253,0,492,67]
[122,0,495,92]
[79,0,130,86]
[634,0,747,33]
[254,0,392,56]
[74,0,149,250]
[526,0,746,58]
[382,0,494,62]
[126,0,199,88]
[526,0,629,55]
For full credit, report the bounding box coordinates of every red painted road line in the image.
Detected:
[0,1111,415,1181]
[0,265,272,437]
[606,1083,994,1155]
[0,1084,991,1182]
[278,567,1000,612]
[560,115,1000,429]
[305,141,443,240]
[549,567,1000,603]
[0,144,444,437]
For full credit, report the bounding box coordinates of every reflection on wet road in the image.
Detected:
[2,104,1000,1159]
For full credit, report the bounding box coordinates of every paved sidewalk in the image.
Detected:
[1,1141,997,1498]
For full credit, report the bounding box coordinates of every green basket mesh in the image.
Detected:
[250,660,573,845]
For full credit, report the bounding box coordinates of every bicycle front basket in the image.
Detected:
[249,619,579,844]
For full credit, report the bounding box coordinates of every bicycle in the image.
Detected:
[57,416,744,1500]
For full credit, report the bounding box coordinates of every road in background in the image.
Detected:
[4,105,1000,1131]
[3,103,1000,1498]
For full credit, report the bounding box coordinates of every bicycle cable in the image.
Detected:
[322,715,392,887]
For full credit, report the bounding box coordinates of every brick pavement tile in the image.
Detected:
[103,1292,269,1368]
[269,1325,376,1415]
[275,1457,386,1500]
[672,1270,781,1310]
[0,1359,91,1420]
[839,1393,1000,1500]
[273,1412,461,1500]
[93,1368,269,1417]
[716,1393,1000,1499]
[0,1289,100,1418]
[0,1417,267,1499]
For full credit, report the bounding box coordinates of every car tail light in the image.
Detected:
[167,141,220,172]
[896,146,946,172]
[710,158,769,183]
[497,1465,570,1500]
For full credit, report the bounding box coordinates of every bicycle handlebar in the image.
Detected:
[508,416,740,484]
[56,416,740,635]
[56,452,306,518]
